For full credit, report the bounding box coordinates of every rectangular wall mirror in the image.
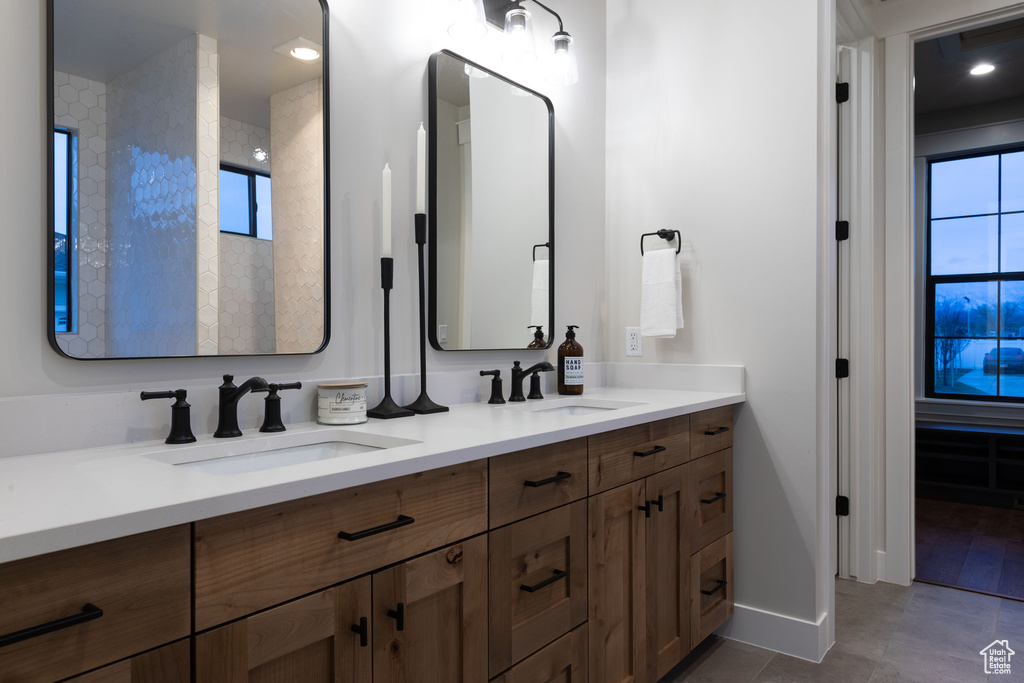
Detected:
[48,0,329,359]
[428,50,554,351]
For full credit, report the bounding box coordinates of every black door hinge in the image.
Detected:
[836,82,850,103]
[836,495,850,516]
[836,359,849,378]
[836,220,849,241]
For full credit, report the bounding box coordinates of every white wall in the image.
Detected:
[0,0,605,451]
[606,0,833,661]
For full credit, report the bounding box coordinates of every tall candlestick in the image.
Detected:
[416,123,426,214]
[382,163,392,257]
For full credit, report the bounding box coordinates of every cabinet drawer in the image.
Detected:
[67,640,190,683]
[490,438,588,528]
[0,526,190,683]
[588,416,689,494]
[690,532,734,649]
[689,406,734,459]
[491,624,587,683]
[488,501,587,677]
[689,448,733,554]
[194,460,488,630]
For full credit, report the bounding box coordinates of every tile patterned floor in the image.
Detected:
[661,579,1024,682]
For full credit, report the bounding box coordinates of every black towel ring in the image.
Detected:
[640,229,681,256]
[533,242,550,261]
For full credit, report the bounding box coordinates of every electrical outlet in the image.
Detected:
[438,324,448,344]
[626,327,642,356]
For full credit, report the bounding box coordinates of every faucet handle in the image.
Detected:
[479,370,505,405]
[140,389,197,444]
[259,382,303,432]
[527,371,545,400]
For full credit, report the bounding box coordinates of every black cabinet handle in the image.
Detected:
[704,426,730,436]
[524,471,572,488]
[387,603,405,631]
[700,579,727,596]
[351,617,368,647]
[633,445,666,458]
[701,492,726,505]
[0,603,103,648]
[653,495,664,512]
[520,569,568,593]
[638,501,651,518]
[338,515,415,541]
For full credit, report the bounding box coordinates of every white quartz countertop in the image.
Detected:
[0,387,743,564]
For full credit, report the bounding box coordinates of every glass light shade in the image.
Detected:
[503,7,537,64]
[548,31,578,85]
[448,0,488,39]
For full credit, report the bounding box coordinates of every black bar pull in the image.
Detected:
[338,515,415,541]
[836,82,850,103]
[351,617,368,647]
[633,445,667,458]
[652,495,664,513]
[520,569,568,593]
[524,471,572,488]
[701,492,726,505]
[387,603,405,631]
[836,220,850,241]
[836,495,850,516]
[704,426,730,436]
[0,603,103,649]
[700,580,727,597]
[638,500,651,518]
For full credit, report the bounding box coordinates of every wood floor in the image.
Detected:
[915,497,1024,601]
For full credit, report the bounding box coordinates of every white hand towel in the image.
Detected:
[640,249,683,338]
[530,258,549,328]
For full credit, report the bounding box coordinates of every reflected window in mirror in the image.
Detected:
[219,165,274,241]
[53,128,74,334]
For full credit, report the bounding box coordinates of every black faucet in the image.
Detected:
[214,374,269,438]
[140,389,196,444]
[509,361,554,402]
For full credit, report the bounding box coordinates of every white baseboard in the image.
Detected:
[715,602,829,663]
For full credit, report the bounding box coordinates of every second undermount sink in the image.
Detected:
[143,430,419,475]
[507,397,646,416]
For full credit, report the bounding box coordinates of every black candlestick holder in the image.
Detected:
[403,213,449,414]
[368,257,414,420]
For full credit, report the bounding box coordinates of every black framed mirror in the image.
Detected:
[48,0,330,359]
[428,50,554,351]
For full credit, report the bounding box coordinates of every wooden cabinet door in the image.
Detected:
[195,576,372,683]
[588,481,646,683]
[492,625,588,683]
[372,536,487,683]
[644,466,690,683]
[67,640,190,683]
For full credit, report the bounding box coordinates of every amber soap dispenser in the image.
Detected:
[557,325,584,395]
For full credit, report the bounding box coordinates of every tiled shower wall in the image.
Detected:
[53,71,107,358]
[270,78,324,353]
[219,116,275,354]
[106,36,199,357]
[195,35,220,355]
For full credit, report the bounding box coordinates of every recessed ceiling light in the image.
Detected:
[274,37,322,62]
[970,63,995,75]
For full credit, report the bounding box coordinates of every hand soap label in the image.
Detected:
[563,357,583,385]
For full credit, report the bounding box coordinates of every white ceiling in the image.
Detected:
[52,0,324,128]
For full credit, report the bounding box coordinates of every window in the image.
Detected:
[54,128,73,333]
[927,147,1024,401]
[219,164,272,240]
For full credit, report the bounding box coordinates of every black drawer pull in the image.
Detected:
[387,603,405,631]
[338,515,415,541]
[351,617,368,647]
[0,603,103,648]
[520,569,568,593]
[633,445,666,458]
[653,495,664,512]
[700,580,727,596]
[704,426,730,436]
[524,471,572,488]
[639,500,651,518]
[701,492,726,505]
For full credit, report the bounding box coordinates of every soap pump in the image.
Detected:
[527,325,546,349]
[557,325,584,395]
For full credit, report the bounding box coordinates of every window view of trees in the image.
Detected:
[928,149,1024,400]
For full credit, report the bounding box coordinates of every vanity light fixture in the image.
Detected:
[448,0,489,39]
[503,5,537,64]
[273,37,322,62]
[501,0,578,84]
[970,63,995,75]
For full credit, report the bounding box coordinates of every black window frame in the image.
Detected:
[925,143,1024,402]
[219,162,271,239]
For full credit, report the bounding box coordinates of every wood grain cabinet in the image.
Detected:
[491,625,588,683]
[0,526,190,683]
[66,640,191,683]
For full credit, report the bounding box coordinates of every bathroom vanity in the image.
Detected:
[0,388,740,682]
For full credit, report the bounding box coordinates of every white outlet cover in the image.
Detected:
[626,326,642,356]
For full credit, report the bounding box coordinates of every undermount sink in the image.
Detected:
[143,430,419,475]
[506,397,645,416]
